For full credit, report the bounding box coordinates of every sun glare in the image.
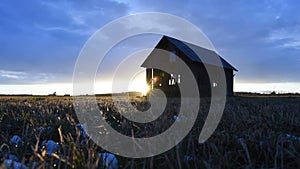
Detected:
[126,70,151,96]
[141,84,150,96]
[128,79,150,96]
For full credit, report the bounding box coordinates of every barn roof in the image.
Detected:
[142,35,237,71]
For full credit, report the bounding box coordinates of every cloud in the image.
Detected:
[0,0,299,86]
[34,23,93,36]
[0,70,26,79]
[0,0,130,84]
[40,0,129,28]
[0,69,64,84]
[268,26,300,49]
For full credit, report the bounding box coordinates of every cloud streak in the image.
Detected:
[0,70,26,79]
[0,69,60,84]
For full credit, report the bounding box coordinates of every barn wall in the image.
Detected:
[146,69,152,86]
[188,63,235,97]
[147,67,234,97]
[225,69,234,96]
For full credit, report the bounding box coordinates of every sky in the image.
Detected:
[0,0,299,94]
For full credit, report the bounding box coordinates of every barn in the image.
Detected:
[141,35,237,97]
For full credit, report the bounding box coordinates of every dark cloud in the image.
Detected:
[0,0,299,86]
[0,0,129,83]
[185,0,300,82]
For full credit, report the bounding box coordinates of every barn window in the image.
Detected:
[169,79,176,85]
[177,74,181,84]
[169,74,176,86]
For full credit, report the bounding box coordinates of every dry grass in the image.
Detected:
[0,95,299,168]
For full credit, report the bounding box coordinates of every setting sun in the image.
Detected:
[128,71,150,96]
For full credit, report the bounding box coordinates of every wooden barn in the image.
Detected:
[141,35,237,97]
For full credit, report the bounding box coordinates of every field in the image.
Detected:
[0,95,299,169]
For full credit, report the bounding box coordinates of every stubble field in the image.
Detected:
[0,95,299,169]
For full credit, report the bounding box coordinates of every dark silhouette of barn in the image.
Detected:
[141,35,237,97]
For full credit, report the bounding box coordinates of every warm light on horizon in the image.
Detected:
[0,82,299,95]
[234,82,300,94]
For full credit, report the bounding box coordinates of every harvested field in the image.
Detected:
[0,95,299,168]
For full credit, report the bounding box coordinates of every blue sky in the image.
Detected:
[0,0,299,94]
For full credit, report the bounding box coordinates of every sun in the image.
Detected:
[128,71,151,96]
[129,80,150,96]
[141,84,150,96]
